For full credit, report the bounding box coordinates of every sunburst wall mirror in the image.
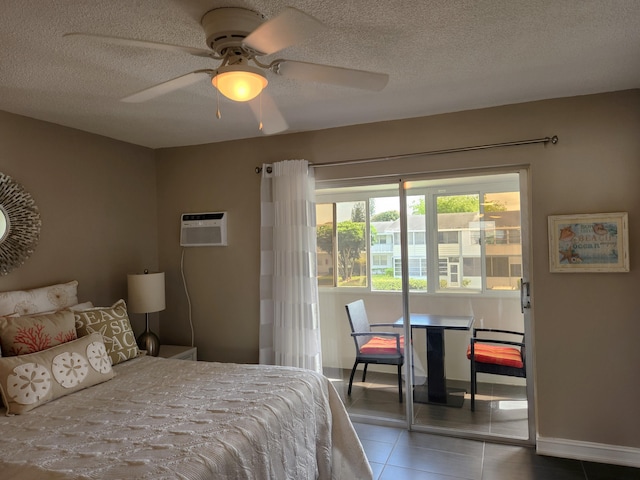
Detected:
[0,173,41,275]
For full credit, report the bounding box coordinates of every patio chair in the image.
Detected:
[345,299,404,402]
[467,328,526,411]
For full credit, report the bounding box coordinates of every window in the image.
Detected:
[338,201,368,287]
[316,204,334,286]
[436,194,479,291]
[439,258,448,276]
[486,257,509,277]
[394,258,427,278]
[438,231,459,244]
[463,257,482,276]
[372,254,387,266]
[508,229,521,244]
[316,174,521,293]
[510,263,522,277]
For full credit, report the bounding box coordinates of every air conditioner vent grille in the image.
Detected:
[180,212,227,247]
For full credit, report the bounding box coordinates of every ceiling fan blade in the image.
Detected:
[248,92,288,135]
[63,32,215,58]
[275,60,389,91]
[243,7,326,55]
[121,70,213,103]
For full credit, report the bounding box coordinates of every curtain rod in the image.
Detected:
[255,135,558,174]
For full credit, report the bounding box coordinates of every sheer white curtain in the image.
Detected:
[259,160,322,372]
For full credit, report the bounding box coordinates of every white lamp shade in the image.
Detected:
[127,272,166,314]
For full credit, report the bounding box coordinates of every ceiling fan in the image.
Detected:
[64,6,389,134]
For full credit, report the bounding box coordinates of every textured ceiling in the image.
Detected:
[1,0,639,148]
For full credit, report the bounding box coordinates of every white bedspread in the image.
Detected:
[0,356,372,480]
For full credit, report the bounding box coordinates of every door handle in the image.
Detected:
[520,280,531,313]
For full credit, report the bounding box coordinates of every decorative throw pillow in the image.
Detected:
[0,310,77,356]
[0,332,114,414]
[0,281,79,316]
[4,300,94,318]
[68,301,94,311]
[73,299,139,365]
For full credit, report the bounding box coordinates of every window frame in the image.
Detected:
[316,176,521,295]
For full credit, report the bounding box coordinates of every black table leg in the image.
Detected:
[412,327,466,407]
[426,327,447,401]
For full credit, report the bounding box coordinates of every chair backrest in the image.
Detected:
[345,300,371,350]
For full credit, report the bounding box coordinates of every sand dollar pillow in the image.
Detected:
[73,299,139,365]
[0,332,114,414]
[0,310,77,356]
[0,281,79,316]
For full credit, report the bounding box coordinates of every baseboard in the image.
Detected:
[537,436,640,468]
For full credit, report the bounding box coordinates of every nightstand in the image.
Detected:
[158,345,197,361]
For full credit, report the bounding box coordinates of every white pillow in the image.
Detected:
[0,281,79,316]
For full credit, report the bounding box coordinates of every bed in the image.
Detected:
[0,282,372,480]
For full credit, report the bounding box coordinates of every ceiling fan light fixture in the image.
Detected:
[212,65,268,102]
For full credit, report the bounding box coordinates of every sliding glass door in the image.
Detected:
[402,172,532,442]
[316,170,534,443]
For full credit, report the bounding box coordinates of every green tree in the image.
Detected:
[351,202,366,222]
[371,210,400,221]
[411,196,507,214]
[317,223,333,258]
[437,195,479,213]
[411,198,425,215]
[317,221,367,281]
[484,200,507,212]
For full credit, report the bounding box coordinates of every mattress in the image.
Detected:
[0,356,372,480]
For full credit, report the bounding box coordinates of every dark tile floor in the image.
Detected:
[324,368,639,479]
[326,368,530,439]
[353,422,640,480]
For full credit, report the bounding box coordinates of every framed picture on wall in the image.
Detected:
[548,212,629,273]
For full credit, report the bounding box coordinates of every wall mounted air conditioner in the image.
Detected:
[180,212,227,247]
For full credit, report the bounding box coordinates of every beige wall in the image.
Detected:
[0,111,159,334]
[1,90,636,453]
[156,90,640,450]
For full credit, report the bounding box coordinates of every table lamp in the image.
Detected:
[127,270,165,357]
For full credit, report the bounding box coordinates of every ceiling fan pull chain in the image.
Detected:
[216,88,222,119]
[258,92,262,131]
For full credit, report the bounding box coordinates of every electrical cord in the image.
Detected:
[180,247,195,348]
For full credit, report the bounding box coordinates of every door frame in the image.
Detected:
[400,167,536,445]
[316,166,536,444]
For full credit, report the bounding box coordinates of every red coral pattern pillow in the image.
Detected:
[0,310,77,356]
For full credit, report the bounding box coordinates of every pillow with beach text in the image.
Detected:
[73,299,139,365]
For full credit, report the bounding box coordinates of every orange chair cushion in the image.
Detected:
[360,336,404,355]
[467,343,523,368]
